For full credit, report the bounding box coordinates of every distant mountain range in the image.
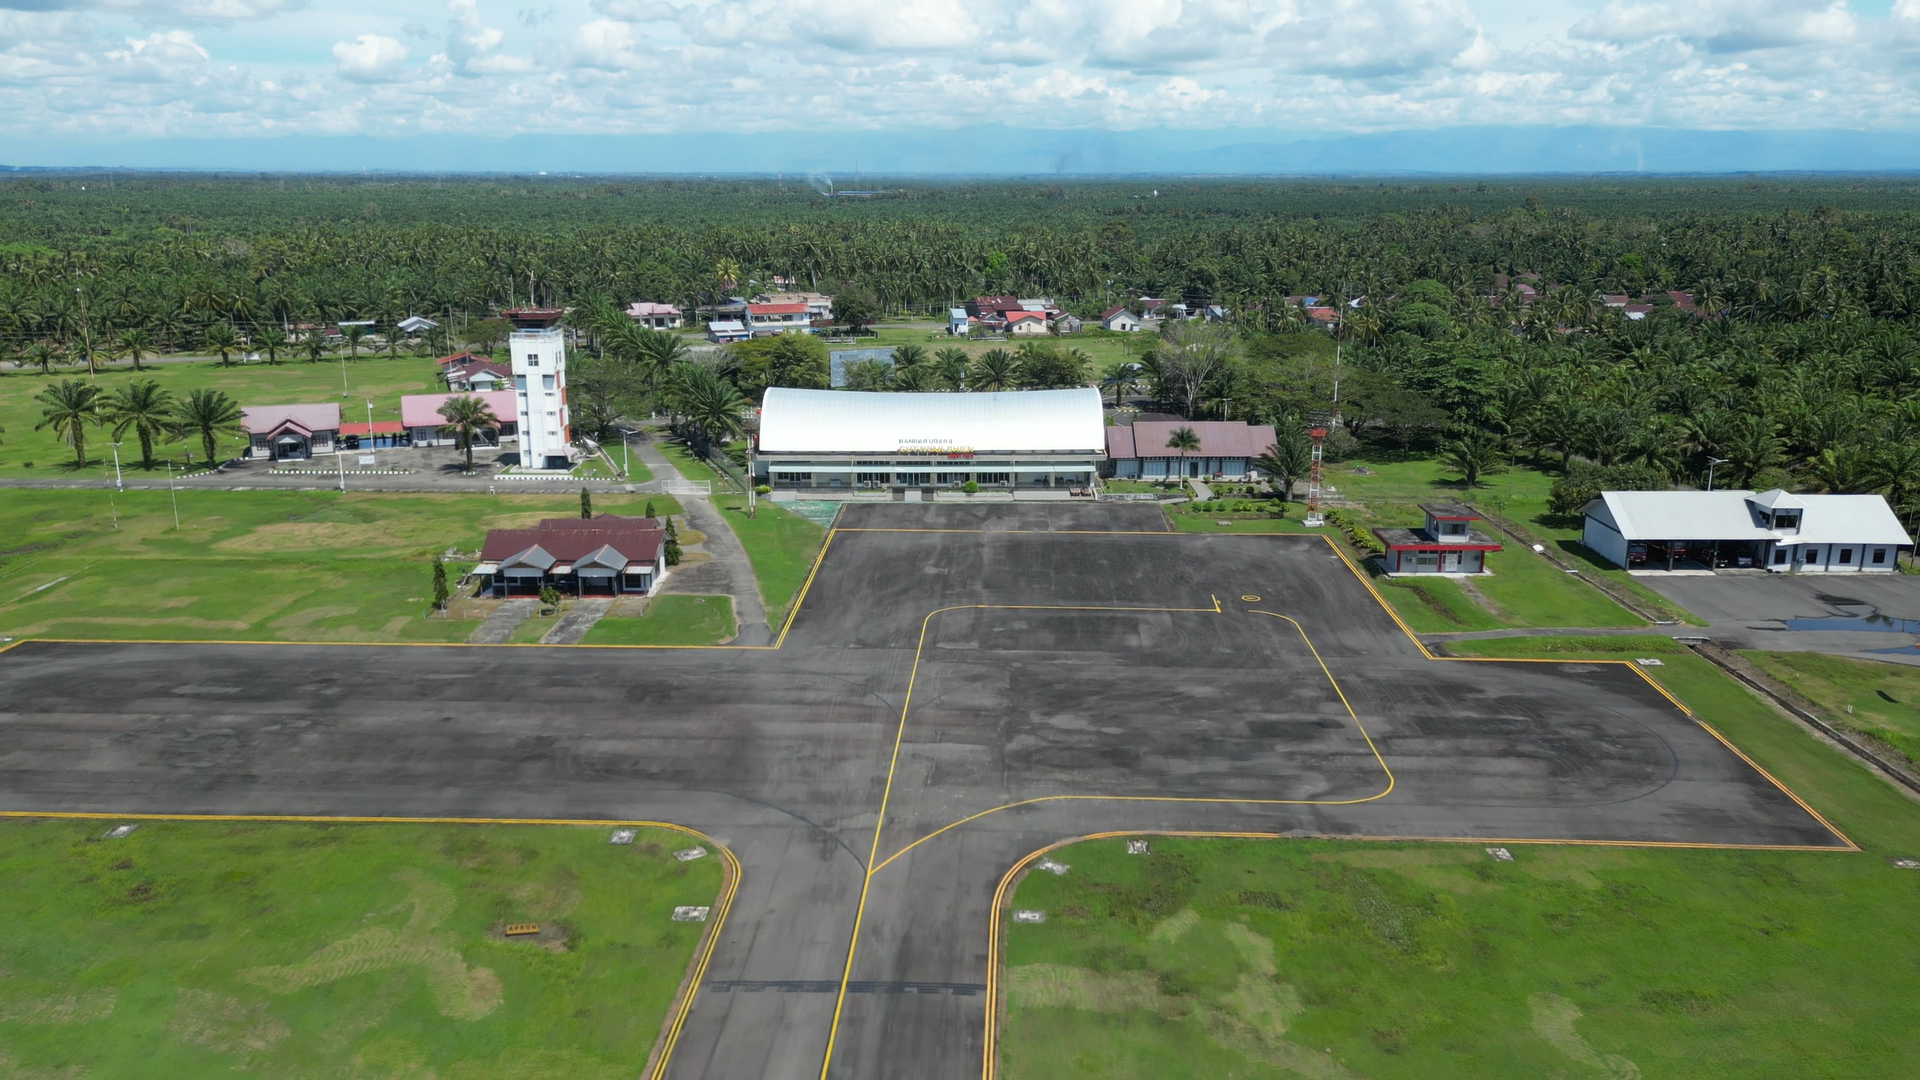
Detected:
[7,126,1920,175]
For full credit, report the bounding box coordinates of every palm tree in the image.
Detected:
[35,378,103,466]
[115,327,153,372]
[893,364,937,392]
[302,331,330,364]
[1100,360,1140,407]
[1254,430,1311,501]
[1438,429,1509,489]
[1725,415,1786,489]
[972,349,1018,392]
[173,387,243,466]
[343,324,369,360]
[1166,426,1200,482]
[436,394,500,472]
[676,365,747,453]
[202,321,241,366]
[107,379,175,469]
[252,326,289,365]
[17,341,60,374]
[934,347,971,391]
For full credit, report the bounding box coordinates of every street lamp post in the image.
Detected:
[110,440,123,491]
[167,461,181,530]
[366,400,376,464]
[1707,456,1732,492]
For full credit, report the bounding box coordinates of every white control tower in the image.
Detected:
[506,308,573,470]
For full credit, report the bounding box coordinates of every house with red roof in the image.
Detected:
[442,355,513,392]
[745,302,814,336]
[1373,504,1502,575]
[625,301,684,330]
[400,391,518,448]
[1006,310,1050,336]
[1105,420,1278,480]
[242,403,341,461]
[475,516,666,597]
[1099,305,1143,332]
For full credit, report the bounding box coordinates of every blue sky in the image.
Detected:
[3,1,1919,154]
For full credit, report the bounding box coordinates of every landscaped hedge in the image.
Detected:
[1324,508,1386,554]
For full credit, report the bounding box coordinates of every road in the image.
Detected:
[0,504,1846,1078]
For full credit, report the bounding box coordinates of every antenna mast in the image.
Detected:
[1304,426,1327,527]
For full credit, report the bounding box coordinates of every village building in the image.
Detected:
[442,355,513,392]
[1104,420,1277,480]
[1099,306,1143,332]
[625,301,684,330]
[949,308,971,336]
[242,403,341,461]
[474,516,665,597]
[1007,310,1049,336]
[706,320,752,343]
[1582,490,1913,573]
[1374,504,1503,575]
[745,302,815,335]
[755,387,1105,495]
[401,391,518,448]
[751,292,834,322]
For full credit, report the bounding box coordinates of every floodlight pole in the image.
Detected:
[110,441,123,491]
[1707,456,1731,492]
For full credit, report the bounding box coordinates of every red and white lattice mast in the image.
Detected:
[1303,426,1327,527]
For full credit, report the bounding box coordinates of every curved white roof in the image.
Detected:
[758,387,1105,455]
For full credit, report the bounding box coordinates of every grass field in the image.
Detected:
[0,818,722,1079]
[712,495,826,631]
[1003,635,1920,1079]
[1743,651,1920,767]
[0,490,680,644]
[579,595,737,646]
[0,356,444,479]
[655,440,735,490]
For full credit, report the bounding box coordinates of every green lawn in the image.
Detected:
[656,440,735,490]
[1004,636,1920,1079]
[0,490,680,644]
[0,819,722,1079]
[1743,651,1920,767]
[712,495,826,632]
[0,356,443,478]
[579,595,737,646]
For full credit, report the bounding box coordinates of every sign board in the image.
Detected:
[358,456,377,466]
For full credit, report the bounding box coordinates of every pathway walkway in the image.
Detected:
[632,437,773,646]
[541,598,612,644]
[465,598,534,644]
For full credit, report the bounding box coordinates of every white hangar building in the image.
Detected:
[754,387,1106,493]
[1582,489,1912,573]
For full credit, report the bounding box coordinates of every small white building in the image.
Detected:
[949,308,971,336]
[1007,311,1049,336]
[506,308,573,470]
[707,319,751,343]
[745,302,814,336]
[1582,489,1912,573]
[1099,306,1143,332]
[241,403,341,461]
[1374,504,1502,575]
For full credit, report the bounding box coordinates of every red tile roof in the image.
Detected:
[480,516,664,566]
[339,421,405,437]
[748,303,809,315]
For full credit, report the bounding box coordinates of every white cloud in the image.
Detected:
[332,32,407,80]
[2,0,1920,142]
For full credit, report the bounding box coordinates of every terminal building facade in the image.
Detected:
[754,387,1106,494]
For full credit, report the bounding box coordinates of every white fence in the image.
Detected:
[663,479,712,496]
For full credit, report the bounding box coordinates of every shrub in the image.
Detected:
[754,484,771,495]
[963,480,979,494]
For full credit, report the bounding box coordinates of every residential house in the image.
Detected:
[1104,420,1278,480]
[625,302,684,330]
[751,292,834,322]
[396,315,438,335]
[745,302,815,336]
[475,516,666,597]
[1053,313,1084,334]
[1099,306,1143,332]
[1374,504,1502,575]
[707,319,752,343]
[242,403,341,461]
[444,356,513,392]
[949,308,972,336]
[1007,310,1050,336]
[1581,490,1913,573]
[966,295,1022,320]
[401,390,518,448]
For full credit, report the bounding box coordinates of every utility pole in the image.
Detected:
[337,437,347,493]
[1707,456,1731,492]
[366,400,376,463]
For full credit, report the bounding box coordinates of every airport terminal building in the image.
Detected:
[754,387,1106,494]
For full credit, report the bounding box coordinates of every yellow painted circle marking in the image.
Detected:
[1241,595,1262,602]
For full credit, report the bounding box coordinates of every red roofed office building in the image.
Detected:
[400,391,518,448]
[1373,504,1502,575]
[475,516,666,597]
[242,403,341,461]
[1104,420,1278,480]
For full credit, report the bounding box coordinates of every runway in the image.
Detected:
[0,503,1847,1079]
